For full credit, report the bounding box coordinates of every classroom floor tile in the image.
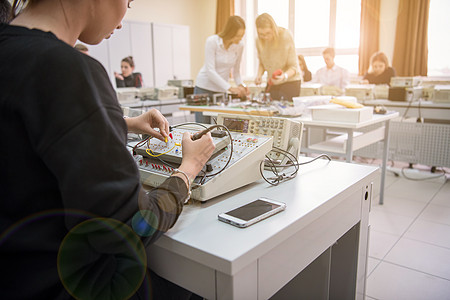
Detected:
[365,165,450,300]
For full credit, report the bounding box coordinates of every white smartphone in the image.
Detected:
[218,197,286,228]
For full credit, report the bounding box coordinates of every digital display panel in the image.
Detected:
[223,118,249,133]
[225,200,281,221]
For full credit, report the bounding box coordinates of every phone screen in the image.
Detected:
[225,199,282,221]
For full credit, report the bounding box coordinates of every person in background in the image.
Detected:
[194,15,248,99]
[0,0,11,23]
[298,54,312,82]
[115,56,143,88]
[313,47,349,91]
[254,13,301,101]
[0,0,215,299]
[74,43,89,55]
[362,51,396,85]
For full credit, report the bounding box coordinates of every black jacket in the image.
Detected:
[0,24,185,299]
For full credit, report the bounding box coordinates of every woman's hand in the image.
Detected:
[238,85,249,97]
[114,72,124,81]
[271,72,288,85]
[254,76,262,86]
[125,109,169,142]
[178,132,215,180]
[228,86,248,98]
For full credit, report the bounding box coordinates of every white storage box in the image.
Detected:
[310,104,373,123]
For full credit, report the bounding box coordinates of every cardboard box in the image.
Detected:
[310,104,373,123]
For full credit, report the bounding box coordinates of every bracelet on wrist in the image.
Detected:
[172,168,191,203]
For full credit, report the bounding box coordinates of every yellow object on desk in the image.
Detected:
[330,98,364,109]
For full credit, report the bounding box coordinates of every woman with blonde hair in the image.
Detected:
[254,13,301,101]
[194,15,248,99]
[363,51,396,85]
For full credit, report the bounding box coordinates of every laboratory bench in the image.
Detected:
[147,158,378,300]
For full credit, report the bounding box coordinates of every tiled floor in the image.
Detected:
[364,164,450,300]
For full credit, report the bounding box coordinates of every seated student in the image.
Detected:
[298,54,312,82]
[313,47,349,91]
[363,51,396,85]
[115,56,143,88]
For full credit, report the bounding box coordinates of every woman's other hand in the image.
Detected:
[114,72,124,81]
[178,132,215,179]
[125,109,169,142]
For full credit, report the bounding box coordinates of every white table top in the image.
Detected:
[179,104,399,127]
[149,158,378,276]
[362,99,450,109]
[294,111,399,129]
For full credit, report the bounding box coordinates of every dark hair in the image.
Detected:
[323,47,335,57]
[297,54,309,72]
[121,56,135,68]
[370,51,390,67]
[1,0,12,23]
[11,0,33,18]
[218,15,246,42]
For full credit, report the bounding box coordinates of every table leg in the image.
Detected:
[346,129,354,163]
[379,120,391,205]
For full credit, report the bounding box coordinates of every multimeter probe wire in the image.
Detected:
[133,122,234,186]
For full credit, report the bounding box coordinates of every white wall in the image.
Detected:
[123,0,217,80]
[379,0,399,65]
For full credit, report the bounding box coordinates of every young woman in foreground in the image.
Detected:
[0,0,214,299]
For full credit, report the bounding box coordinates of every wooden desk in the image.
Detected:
[147,159,378,299]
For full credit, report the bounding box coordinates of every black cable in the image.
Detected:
[260,153,331,186]
[269,153,331,168]
[418,99,422,122]
[401,100,414,121]
[171,122,208,129]
[259,147,302,186]
[202,124,234,179]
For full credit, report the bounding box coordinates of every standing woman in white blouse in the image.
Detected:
[194,16,248,100]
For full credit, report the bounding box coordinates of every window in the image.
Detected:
[257,0,289,30]
[236,0,361,79]
[428,0,450,77]
[295,0,330,48]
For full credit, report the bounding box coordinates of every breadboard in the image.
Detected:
[133,125,273,201]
